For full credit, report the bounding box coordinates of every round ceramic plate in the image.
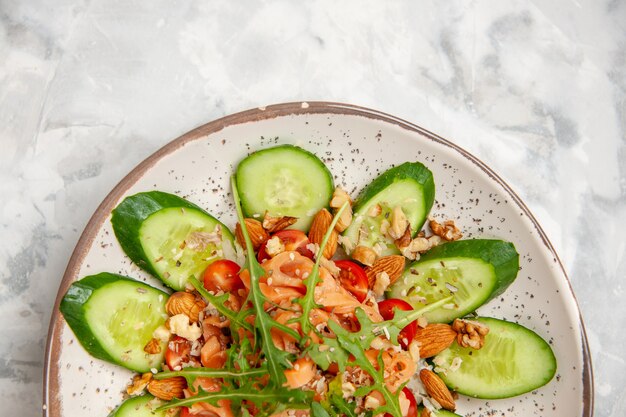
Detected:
[43,102,593,417]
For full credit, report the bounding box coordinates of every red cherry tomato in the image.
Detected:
[335,260,369,303]
[165,336,192,370]
[180,407,217,417]
[377,298,417,349]
[257,230,314,262]
[203,259,243,293]
[385,387,417,417]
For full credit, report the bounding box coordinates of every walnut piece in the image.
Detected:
[351,245,377,266]
[388,206,408,240]
[430,218,463,241]
[143,338,162,354]
[126,372,153,396]
[262,212,298,233]
[452,318,489,349]
[329,187,353,232]
[265,236,285,256]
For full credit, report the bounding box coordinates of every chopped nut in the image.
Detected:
[430,218,463,241]
[380,218,390,235]
[126,373,152,396]
[341,382,356,399]
[330,187,353,232]
[168,314,202,341]
[265,236,285,257]
[165,292,207,323]
[320,257,340,277]
[367,204,382,217]
[338,234,355,253]
[372,271,390,297]
[235,218,269,251]
[400,237,434,260]
[153,325,171,342]
[262,212,298,233]
[351,245,377,266]
[363,394,381,410]
[452,319,489,349]
[394,224,412,248]
[143,338,162,355]
[388,206,409,240]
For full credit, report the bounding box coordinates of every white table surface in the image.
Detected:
[1,1,624,416]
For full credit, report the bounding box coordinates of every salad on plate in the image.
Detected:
[59,145,556,417]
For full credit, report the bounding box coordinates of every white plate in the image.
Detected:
[43,102,593,417]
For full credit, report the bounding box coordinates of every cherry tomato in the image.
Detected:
[377,298,417,348]
[385,387,417,417]
[203,259,243,293]
[165,336,192,370]
[257,230,314,262]
[180,407,217,417]
[335,260,369,303]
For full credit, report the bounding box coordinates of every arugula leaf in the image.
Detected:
[157,384,313,412]
[231,175,297,385]
[296,202,349,343]
[307,337,348,372]
[311,402,331,417]
[154,367,266,385]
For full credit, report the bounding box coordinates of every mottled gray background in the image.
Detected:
[1,0,624,416]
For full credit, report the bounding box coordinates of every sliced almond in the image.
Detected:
[235,218,269,251]
[308,209,338,258]
[147,376,187,400]
[364,255,405,287]
[414,324,457,358]
[419,369,455,411]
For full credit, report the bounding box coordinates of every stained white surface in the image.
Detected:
[0,0,623,416]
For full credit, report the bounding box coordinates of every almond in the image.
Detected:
[235,218,269,251]
[414,324,457,358]
[308,209,338,258]
[420,408,431,417]
[263,212,298,233]
[165,292,207,323]
[364,255,405,287]
[147,376,187,400]
[419,369,455,411]
[126,372,152,396]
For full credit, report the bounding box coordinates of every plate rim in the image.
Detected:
[42,101,594,417]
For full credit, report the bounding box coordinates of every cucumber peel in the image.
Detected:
[388,239,519,323]
[111,191,235,290]
[433,317,557,399]
[343,162,435,256]
[60,273,169,373]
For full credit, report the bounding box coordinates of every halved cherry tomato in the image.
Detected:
[180,407,217,417]
[165,336,192,370]
[377,298,417,349]
[257,230,314,262]
[335,260,369,303]
[385,387,418,417]
[203,259,243,293]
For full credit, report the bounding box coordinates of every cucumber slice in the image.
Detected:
[417,407,462,417]
[111,191,235,290]
[109,395,166,417]
[343,162,435,256]
[235,145,334,231]
[388,239,519,323]
[60,273,168,373]
[433,317,557,399]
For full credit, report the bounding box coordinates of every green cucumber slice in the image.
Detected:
[433,317,557,399]
[235,145,334,231]
[343,162,435,256]
[109,395,166,417]
[388,239,519,323]
[417,407,462,417]
[111,191,235,290]
[60,273,168,373]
